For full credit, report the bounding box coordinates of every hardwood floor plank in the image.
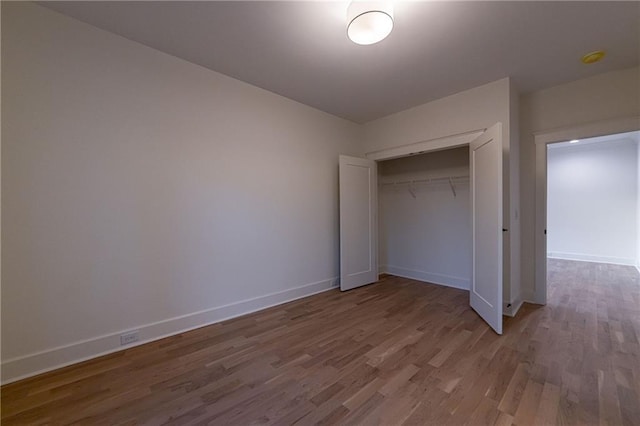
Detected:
[533,382,561,426]
[342,377,383,411]
[512,379,544,426]
[375,364,416,396]
[497,362,530,415]
[466,397,502,426]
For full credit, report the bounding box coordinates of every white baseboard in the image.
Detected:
[1,277,339,385]
[547,252,636,266]
[380,265,470,290]
[503,298,524,317]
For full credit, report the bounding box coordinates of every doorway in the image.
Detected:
[533,117,640,304]
[546,131,639,299]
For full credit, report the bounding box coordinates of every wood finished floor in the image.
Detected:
[2,259,639,425]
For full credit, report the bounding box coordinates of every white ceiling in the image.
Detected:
[41,1,640,123]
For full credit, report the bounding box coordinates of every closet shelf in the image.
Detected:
[379,175,469,198]
[378,174,469,187]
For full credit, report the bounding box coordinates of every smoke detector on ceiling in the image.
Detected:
[581,50,606,64]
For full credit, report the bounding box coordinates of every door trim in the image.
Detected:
[365,129,485,161]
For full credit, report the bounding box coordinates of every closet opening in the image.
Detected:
[546,130,640,301]
[378,146,472,292]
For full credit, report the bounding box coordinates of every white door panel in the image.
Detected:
[339,155,377,291]
[470,123,503,335]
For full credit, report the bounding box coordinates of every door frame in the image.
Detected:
[365,129,485,161]
[533,115,640,305]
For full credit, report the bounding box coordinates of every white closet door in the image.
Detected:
[339,155,378,291]
[470,123,503,335]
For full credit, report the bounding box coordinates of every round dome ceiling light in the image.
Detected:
[581,50,606,64]
[347,1,394,45]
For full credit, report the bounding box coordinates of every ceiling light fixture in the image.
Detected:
[569,139,580,144]
[347,1,393,45]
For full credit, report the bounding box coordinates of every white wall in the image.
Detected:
[520,67,640,300]
[363,78,510,154]
[1,3,362,382]
[547,138,638,265]
[379,147,471,289]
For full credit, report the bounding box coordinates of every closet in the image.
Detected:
[378,147,472,291]
[339,123,504,334]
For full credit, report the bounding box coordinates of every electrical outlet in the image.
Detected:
[120,330,139,346]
